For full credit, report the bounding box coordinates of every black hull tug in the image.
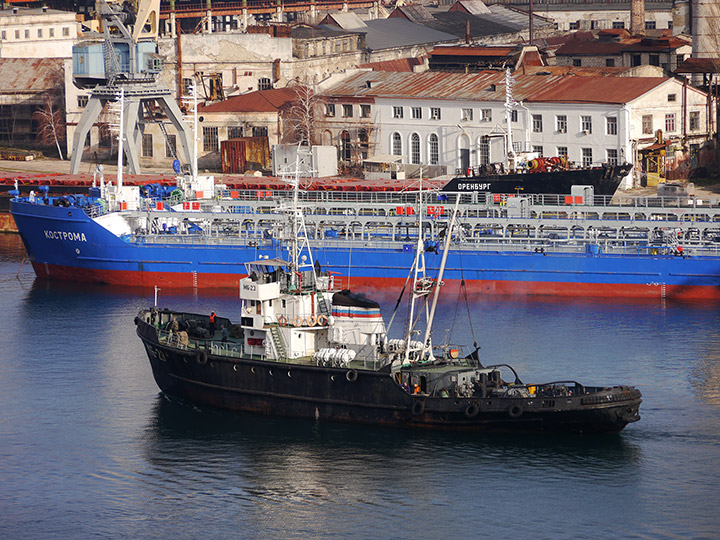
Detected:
[135,191,641,433]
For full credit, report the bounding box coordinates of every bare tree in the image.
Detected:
[33,92,66,160]
[283,82,319,145]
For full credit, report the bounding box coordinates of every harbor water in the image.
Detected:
[1,233,719,539]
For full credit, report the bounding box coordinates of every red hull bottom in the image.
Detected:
[31,262,720,300]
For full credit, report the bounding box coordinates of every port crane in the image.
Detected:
[70,0,193,175]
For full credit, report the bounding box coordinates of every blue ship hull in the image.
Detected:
[11,198,720,299]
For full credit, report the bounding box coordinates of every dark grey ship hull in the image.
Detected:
[136,314,642,433]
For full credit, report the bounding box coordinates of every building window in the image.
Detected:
[258,77,272,91]
[392,132,402,156]
[613,21,625,29]
[478,137,489,165]
[358,128,369,159]
[511,110,518,122]
[573,59,582,67]
[645,20,656,30]
[557,146,568,158]
[342,104,353,118]
[512,141,523,154]
[15,30,20,39]
[142,133,153,158]
[649,54,660,67]
[411,107,422,120]
[606,58,615,67]
[606,117,617,136]
[532,145,544,157]
[252,126,268,137]
[642,115,653,134]
[1,30,5,40]
[410,133,420,164]
[165,134,177,158]
[631,54,641,67]
[582,148,593,167]
[25,29,30,39]
[393,106,404,119]
[38,29,43,38]
[77,95,89,108]
[325,103,335,117]
[341,130,351,161]
[532,114,543,133]
[360,104,371,118]
[228,126,243,139]
[203,126,219,152]
[481,109,492,122]
[581,115,592,133]
[556,115,567,133]
[429,134,439,165]
[665,113,676,132]
[49,28,54,38]
[461,108,473,121]
[689,111,700,131]
[63,27,70,36]
[569,21,579,30]
[430,107,441,120]
[182,78,195,96]
[606,149,618,165]
[668,93,677,102]
[668,20,674,30]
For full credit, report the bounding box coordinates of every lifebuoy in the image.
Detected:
[277,315,287,326]
[196,349,208,365]
[345,369,358,382]
[306,315,317,326]
[292,316,303,327]
[508,404,523,419]
[317,314,328,326]
[464,402,479,418]
[411,400,425,416]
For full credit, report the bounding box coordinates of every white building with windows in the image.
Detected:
[0,7,78,59]
[319,69,713,187]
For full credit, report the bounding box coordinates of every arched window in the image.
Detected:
[410,133,420,164]
[392,132,402,156]
[341,130,351,161]
[429,134,439,165]
[322,130,332,146]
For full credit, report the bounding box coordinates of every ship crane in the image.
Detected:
[70,0,193,175]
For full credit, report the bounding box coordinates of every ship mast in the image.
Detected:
[403,173,427,364]
[505,68,517,173]
[282,149,315,288]
[116,88,125,189]
[421,194,461,356]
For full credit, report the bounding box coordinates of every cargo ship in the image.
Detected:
[9,172,720,299]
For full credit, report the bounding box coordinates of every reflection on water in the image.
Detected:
[137,395,646,538]
[2,238,720,539]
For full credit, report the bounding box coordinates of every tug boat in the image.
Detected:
[135,191,642,432]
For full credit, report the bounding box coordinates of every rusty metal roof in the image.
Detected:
[676,57,720,74]
[429,46,517,58]
[0,58,64,94]
[201,87,301,113]
[322,70,671,104]
[556,35,690,56]
[359,57,426,72]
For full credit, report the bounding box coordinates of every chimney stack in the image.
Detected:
[630,0,645,36]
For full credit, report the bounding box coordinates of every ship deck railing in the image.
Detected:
[127,231,720,257]
[156,328,383,370]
